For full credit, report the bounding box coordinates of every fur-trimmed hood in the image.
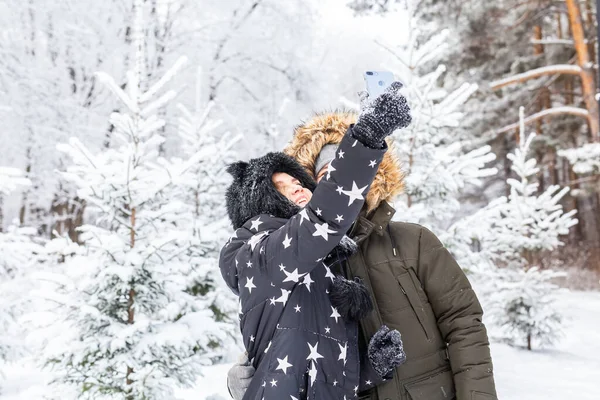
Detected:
[225,152,317,230]
[284,111,404,215]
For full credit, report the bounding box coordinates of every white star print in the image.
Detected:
[326,161,336,180]
[299,208,309,225]
[282,234,292,249]
[369,159,377,168]
[365,380,372,385]
[325,327,331,334]
[249,335,255,342]
[269,297,276,305]
[270,379,277,387]
[279,263,286,271]
[245,277,256,293]
[338,342,348,365]
[249,217,263,231]
[264,341,272,353]
[354,385,359,393]
[336,186,344,195]
[260,246,264,254]
[262,381,266,387]
[313,222,337,241]
[324,264,335,281]
[335,214,344,223]
[294,305,302,312]
[352,139,358,147]
[301,274,314,292]
[276,356,293,374]
[341,181,368,206]
[283,268,306,283]
[333,380,338,386]
[315,207,322,216]
[307,342,324,362]
[274,289,291,305]
[330,306,341,323]
[247,231,268,251]
[338,149,345,158]
[309,361,318,387]
[246,260,253,268]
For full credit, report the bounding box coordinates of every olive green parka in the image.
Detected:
[284,112,497,400]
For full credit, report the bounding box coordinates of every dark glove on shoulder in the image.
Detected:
[368,325,407,378]
[352,81,412,149]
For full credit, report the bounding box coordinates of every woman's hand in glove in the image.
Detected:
[352,81,412,149]
[368,325,407,378]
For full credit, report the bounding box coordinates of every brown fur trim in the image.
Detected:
[284,111,404,214]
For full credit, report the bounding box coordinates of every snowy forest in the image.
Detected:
[0,0,598,399]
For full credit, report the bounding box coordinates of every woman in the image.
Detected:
[219,82,412,399]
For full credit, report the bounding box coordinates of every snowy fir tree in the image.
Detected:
[346,26,497,248]
[489,267,566,350]
[0,168,44,389]
[174,67,240,338]
[450,107,578,349]
[42,3,235,399]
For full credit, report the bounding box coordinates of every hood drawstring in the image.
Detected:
[387,225,398,257]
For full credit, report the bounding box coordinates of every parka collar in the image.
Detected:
[349,200,396,245]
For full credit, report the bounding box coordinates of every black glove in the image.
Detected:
[352,81,412,149]
[368,325,407,378]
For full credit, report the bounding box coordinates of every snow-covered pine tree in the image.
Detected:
[490,267,566,350]
[0,168,43,389]
[175,66,240,341]
[451,107,578,349]
[374,27,497,243]
[43,3,233,399]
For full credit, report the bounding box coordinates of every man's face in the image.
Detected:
[316,163,329,183]
[272,172,313,207]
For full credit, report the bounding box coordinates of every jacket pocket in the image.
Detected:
[397,271,432,340]
[404,368,455,400]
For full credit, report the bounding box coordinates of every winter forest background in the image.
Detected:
[0,0,599,399]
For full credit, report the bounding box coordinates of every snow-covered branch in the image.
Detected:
[494,106,589,135]
[490,65,582,90]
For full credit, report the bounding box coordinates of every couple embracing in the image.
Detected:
[219,83,498,400]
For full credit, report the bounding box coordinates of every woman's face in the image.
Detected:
[272,172,313,207]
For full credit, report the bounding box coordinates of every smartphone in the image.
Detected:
[363,70,395,99]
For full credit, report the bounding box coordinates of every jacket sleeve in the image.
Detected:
[358,329,387,393]
[240,129,386,291]
[416,227,498,400]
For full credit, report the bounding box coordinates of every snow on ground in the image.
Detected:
[2,290,599,399]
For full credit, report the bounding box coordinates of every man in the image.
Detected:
[228,111,498,400]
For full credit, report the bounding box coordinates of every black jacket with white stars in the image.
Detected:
[220,128,388,400]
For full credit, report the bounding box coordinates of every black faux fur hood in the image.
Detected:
[225,152,317,230]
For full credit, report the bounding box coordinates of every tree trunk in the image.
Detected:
[527,332,532,351]
[557,12,564,40]
[0,195,4,233]
[566,0,600,141]
[549,147,559,186]
[126,206,136,397]
[585,0,596,63]
[534,25,545,135]
[19,146,32,226]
